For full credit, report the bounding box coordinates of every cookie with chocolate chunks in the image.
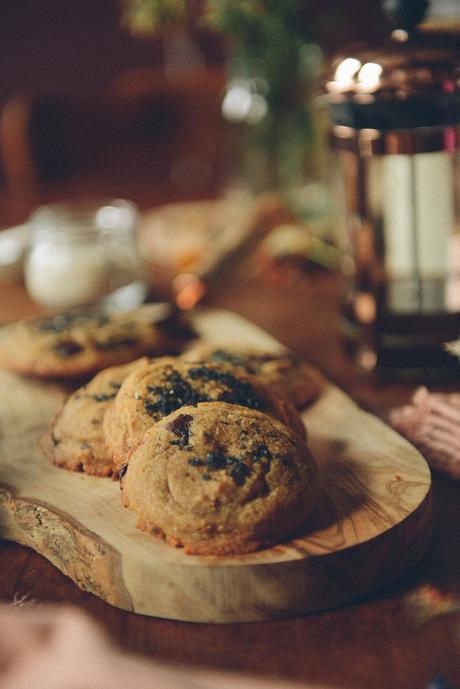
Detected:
[182,343,322,409]
[120,403,319,555]
[40,358,149,477]
[0,304,195,379]
[103,357,306,474]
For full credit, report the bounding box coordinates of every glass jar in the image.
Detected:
[25,199,148,310]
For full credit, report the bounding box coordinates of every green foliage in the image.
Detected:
[121,0,325,195]
[121,0,188,36]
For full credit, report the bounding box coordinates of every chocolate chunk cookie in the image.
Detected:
[0,304,195,379]
[120,403,319,555]
[181,344,322,409]
[40,358,149,476]
[104,357,306,473]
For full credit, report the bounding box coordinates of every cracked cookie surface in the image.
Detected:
[0,304,194,379]
[121,402,319,555]
[40,358,149,476]
[104,357,306,473]
[182,343,322,409]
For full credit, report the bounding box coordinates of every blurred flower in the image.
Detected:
[405,583,460,625]
[121,0,188,36]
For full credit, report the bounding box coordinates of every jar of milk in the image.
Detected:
[25,199,148,310]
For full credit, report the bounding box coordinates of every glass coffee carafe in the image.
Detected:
[325,0,460,381]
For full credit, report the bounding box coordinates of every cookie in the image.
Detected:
[120,403,319,555]
[103,357,306,473]
[182,344,322,409]
[40,358,149,477]
[0,303,195,379]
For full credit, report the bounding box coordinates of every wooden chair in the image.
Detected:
[0,67,228,198]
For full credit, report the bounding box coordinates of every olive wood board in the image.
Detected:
[0,308,432,623]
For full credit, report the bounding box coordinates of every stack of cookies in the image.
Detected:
[0,305,322,555]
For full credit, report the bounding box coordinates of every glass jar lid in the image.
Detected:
[29,199,138,243]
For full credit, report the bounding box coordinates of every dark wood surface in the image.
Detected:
[0,209,459,689]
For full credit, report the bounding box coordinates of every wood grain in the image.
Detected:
[0,309,432,622]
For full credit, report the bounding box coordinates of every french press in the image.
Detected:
[325,0,460,381]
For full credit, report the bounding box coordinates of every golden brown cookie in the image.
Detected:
[181,343,322,409]
[104,357,306,473]
[120,403,319,555]
[40,358,149,477]
[0,304,195,379]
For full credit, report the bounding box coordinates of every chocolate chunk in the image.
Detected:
[91,392,118,402]
[187,452,250,486]
[208,349,253,371]
[89,381,121,401]
[253,444,271,460]
[230,461,251,487]
[205,452,227,470]
[53,340,83,358]
[188,458,205,467]
[144,370,203,418]
[188,366,265,410]
[143,363,265,421]
[167,413,193,446]
[37,309,109,333]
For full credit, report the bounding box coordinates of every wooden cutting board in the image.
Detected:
[0,309,432,623]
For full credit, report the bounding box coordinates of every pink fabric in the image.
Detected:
[0,604,320,689]
[389,387,460,479]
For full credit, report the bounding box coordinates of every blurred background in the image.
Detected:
[1,0,457,105]
[1,0,460,308]
[0,0,458,209]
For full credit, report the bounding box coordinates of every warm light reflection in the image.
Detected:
[221,83,252,121]
[354,291,376,324]
[221,80,268,124]
[327,57,362,93]
[356,346,377,372]
[96,205,121,229]
[334,57,362,84]
[173,272,206,310]
[357,62,383,91]
[392,29,409,42]
[96,204,134,231]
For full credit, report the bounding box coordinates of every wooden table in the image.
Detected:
[0,209,459,689]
